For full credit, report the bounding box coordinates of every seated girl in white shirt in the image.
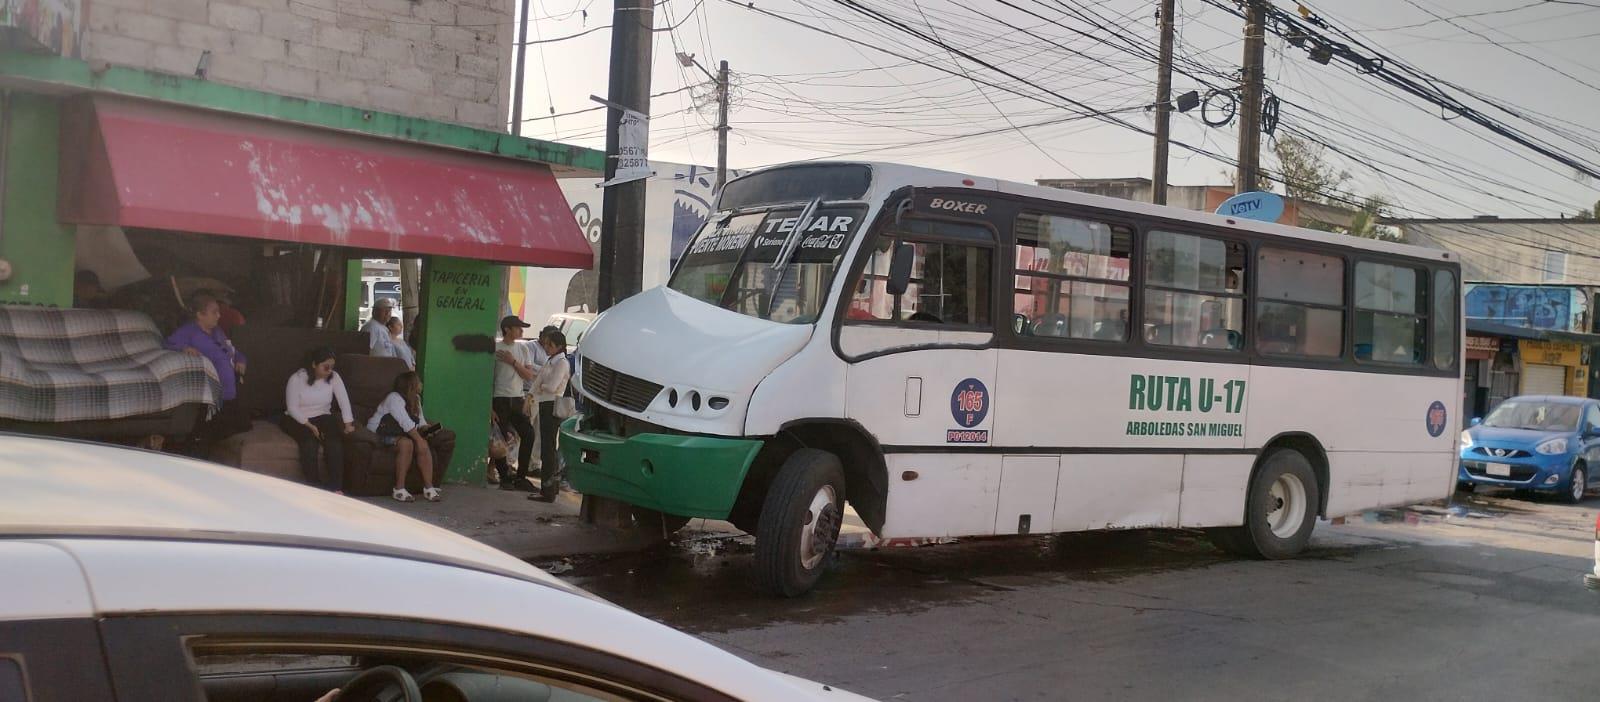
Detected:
[367,371,443,502]
[280,347,355,492]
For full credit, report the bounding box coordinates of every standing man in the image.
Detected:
[364,298,397,356]
[492,315,538,491]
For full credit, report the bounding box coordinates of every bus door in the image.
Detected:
[837,199,1005,537]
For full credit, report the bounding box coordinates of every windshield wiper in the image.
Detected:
[771,196,822,276]
[762,197,822,315]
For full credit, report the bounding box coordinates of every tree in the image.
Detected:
[1346,195,1398,240]
[1575,198,1599,219]
[1266,135,1398,239]
[1271,135,1351,204]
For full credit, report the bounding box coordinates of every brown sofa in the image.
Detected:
[209,328,455,494]
[337,353,456,496]
[210,327,365,485]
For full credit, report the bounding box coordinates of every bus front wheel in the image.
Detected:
[1208,448,1320,559]
[753,449,847,597]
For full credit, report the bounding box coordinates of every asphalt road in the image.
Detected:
[554,488,1600,701]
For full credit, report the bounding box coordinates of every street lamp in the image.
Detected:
[676,52,713,80]
[674,52,731,193]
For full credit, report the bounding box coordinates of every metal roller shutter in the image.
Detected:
[1522,363,1568,396]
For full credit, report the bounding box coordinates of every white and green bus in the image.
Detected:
[560,162,1463,596]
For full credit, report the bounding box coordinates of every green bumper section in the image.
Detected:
[558,417,764,519]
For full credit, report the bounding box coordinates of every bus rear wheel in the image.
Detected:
[752,449,846,597]
[1208,448,1320,559]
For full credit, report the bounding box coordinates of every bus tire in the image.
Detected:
[752,449,846,597]
[1208,448,1320,560]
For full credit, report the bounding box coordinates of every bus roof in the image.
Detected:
[734,161,1456,265]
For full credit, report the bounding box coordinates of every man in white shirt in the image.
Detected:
[364,298,397,356]
[492,315,538,491]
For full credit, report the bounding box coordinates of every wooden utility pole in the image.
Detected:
[1151,0,1175,205]
[597,0,654,310]
[509,0,531,135]
[1236,0,1267,193]
[715,59,731,193]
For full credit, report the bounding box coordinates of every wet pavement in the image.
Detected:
[543,488,1600,700]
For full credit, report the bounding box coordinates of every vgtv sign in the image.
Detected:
[1215,191,1286,223]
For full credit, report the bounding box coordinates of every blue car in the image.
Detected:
[1459,395,1600,503]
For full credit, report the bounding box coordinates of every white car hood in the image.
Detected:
[578,287,814,435]
[766,670,878,701]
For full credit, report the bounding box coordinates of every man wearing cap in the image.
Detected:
[364,298,398,356]
[492,315,539,491]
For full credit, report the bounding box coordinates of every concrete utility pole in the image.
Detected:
[678,53,733,193]
[509,0,531,135]
[716,59,731,193]
[1151,0,1175,205]
[1236,0,1267,193]
[596,0,654,311]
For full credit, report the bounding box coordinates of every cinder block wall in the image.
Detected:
[83,0,513,130]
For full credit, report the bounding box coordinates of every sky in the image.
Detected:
[505,0,1600,219]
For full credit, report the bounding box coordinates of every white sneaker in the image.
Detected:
[391,488,416,503]
[423,487,442,502]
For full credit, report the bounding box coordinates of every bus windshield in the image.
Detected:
[670,204,867,324]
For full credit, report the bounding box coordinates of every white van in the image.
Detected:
[545,311,596,353]
[358,277,400,325]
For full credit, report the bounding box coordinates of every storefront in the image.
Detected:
[0,52,604,482]
[1463,320,1600,423]
[1463,332,1510,424]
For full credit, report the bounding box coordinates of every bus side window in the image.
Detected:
[1143,231,1246,350]
[1012,214,1132,342]
[1257,248,1344,358]
[846,220,994,328]
[1354,262,1426,365]
[1432,269,1457,371]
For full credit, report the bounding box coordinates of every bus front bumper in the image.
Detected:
[558,417,764,519]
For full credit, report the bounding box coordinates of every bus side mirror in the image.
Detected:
[886,242,915,297]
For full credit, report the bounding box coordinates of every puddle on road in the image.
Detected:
[538,529,1271,633]
[1357,492,1533,526]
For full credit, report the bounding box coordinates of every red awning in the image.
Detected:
[58,97,593,268]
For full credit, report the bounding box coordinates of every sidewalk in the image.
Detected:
[358,484,887,561]
[357,486,660,561]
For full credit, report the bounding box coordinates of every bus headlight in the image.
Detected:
[1536,438,1569,455]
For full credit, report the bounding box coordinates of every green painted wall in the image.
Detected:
[419,257,501,484]
[345,259,362,331]
[0,93,75,308]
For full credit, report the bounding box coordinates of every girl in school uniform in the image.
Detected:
[368,371,443,502]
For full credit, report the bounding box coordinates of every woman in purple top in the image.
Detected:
[165,291,251,440]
